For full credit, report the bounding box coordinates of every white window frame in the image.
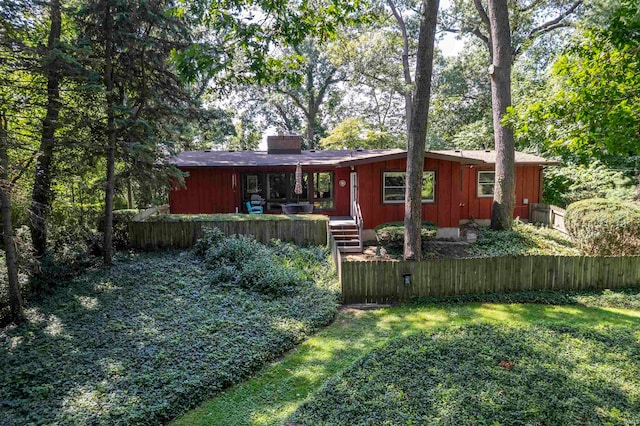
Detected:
[382,171,435,204]
[477,170,495,198]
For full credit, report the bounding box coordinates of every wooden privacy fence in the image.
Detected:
[529,203,567,234]
[340,256,640,304]
[129,218,328,249]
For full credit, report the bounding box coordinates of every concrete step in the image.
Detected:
[338,246,363,253]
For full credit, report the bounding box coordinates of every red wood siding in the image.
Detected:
[461,165,542,221]
[169,161,544,227]
[355,158,461,229]
[170,168,239,214]
[170,166,351,216]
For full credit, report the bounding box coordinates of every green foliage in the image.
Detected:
[374,221,437,249]
[411,287,640,310]
[449,120,493,150]
[0,249,339,424]
[469,221,579,257]
[290,324,640,424]
[112,209,139,249]
[320,117,401,149]
[510,0,640,172]
[193,231,329,297]
[96,209,139,251]
[430,45,492,147]
[191,227,225,257]
[174,286,640,426]
[543,163,636,207]
[565,198,640,255]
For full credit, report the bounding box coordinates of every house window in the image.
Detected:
[313,172,334,210]
[382,171,435,203]
[288,172,309,200]
[267,173,288,201]
[477,171,495,197]
[241,171,333,211]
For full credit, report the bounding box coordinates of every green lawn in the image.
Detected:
[173,290,640,425]
[0,240,339,425]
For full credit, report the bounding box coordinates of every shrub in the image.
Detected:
[192,227,225,257]
[375,221,437,249]
[239,257,306,296]
[204,235,270,270]
[191,230,316,297]
[565,198,640,255]
[543,163,636,207]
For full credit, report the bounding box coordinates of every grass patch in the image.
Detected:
[0,239,338,424]
[173,288,640,425]
[290,324,640,425]
[411,287,640,310]
[469,220,579,257]
[150,214,328,222]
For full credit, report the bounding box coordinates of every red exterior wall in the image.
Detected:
[355,158,461,229]
[170,167,239,214]
[460,165,542,221]
[170,166,351,216]
[169,161,543,228]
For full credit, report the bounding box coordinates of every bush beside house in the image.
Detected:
[565,198,640,255]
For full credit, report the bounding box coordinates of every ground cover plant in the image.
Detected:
[173,287,640,425]
[290,325,640,425]
[363,220,578,260]
[468,220,578,257]
[0,232,339,425]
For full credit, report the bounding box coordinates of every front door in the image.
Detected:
[350,171,358,217]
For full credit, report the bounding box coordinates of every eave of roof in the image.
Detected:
[430,150,559,166]
[170,148,558,168]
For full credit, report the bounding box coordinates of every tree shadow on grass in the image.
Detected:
[289,322,640,425]
[173,301,640,426]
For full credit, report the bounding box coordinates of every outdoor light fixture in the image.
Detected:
[403,273,411,287]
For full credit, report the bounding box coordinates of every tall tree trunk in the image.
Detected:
[103,4,116,265]
[30,0,62,258]
[403,0,439,260]
[0,115,24,322]
[306,105,317,149]
[488,0,515,230]
[388,0,414,136]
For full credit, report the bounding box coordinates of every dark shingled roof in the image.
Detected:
[170,148,557,168]
[430,150,559,165]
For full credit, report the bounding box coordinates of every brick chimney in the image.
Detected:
[267,133,302,154]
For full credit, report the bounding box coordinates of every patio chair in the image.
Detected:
[246,201,263,214]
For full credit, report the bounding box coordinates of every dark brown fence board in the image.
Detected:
[129,218,328,250]
[339,255,640,304]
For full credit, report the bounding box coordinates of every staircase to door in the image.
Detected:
[329,201,363,253]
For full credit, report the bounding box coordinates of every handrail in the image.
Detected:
[352,200,363,229]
